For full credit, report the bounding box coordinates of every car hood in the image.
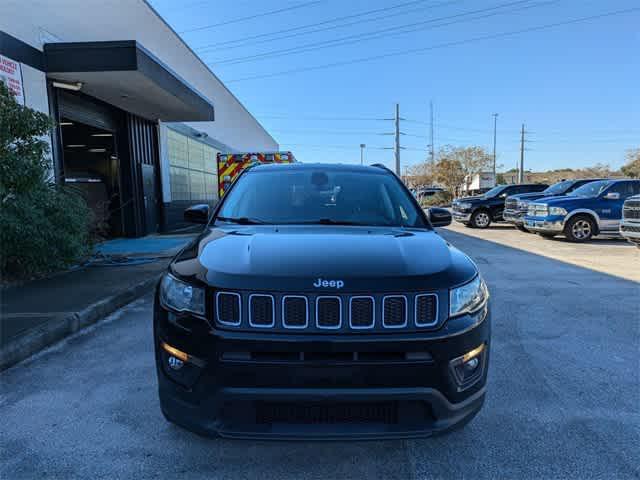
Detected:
[454,195,486,203]
[509,191,552,202]
[171,225,477,293]
[532,195,593,206]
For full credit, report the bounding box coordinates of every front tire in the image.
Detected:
[471,210,491,229]
[564,215,595,242]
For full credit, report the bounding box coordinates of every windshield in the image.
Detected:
[568,180,613,197]
[482,185,507,198]
[216,168,427,228]
[543,180,574,195]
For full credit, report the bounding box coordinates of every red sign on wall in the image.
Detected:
[0,54,25,105]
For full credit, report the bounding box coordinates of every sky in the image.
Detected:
[148,0,640,172]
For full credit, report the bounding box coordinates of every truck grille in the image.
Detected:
[528,204,548,216]
[256,401,398,425]
[505,198,518,210]
[213,291,440,332]
[623,202,640,220]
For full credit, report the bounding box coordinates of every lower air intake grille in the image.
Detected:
[383,296,407,328]
[249,295,274,327]
[415,294,438,326]
[283,296,308,328]
[350,297,374,328]
[316,297,341,329]
[216,292,240,326]
[256,401,398,425]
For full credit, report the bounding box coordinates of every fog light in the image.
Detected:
[464,357,479,371]
[168,356,184,370]
[449,343,486,391]
[161,342,189,362]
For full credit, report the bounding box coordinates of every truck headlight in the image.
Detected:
[458,202,472,210]
[549,207,567,216]
[517,201,529,210]
[160,274,205,316]
[449,275,488,317]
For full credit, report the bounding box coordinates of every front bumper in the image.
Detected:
[503,209,526,225]
[523,215,566,233]
[620,221,640,243]
[452,211,471,223]
[154,295,491,440]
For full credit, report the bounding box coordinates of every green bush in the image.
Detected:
[419,191,453,208]
[0,82,91,279]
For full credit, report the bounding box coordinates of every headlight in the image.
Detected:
[517,201,528,210]
[449,275,488,317]
[160,273,205,315]
[458,202,472,210]
[549,207,567,216]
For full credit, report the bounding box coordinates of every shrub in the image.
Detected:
[0,82,91,279]
[419,191,453,208]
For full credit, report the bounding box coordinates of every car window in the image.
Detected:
[607,181,638,199]
[543,180,573,195]
[568,180,613,197]
[216,168,427,228]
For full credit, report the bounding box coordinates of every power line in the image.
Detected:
[178,1,324,34]
[194,0,454,52]
[225,7,640,82]
[210,0,548,66]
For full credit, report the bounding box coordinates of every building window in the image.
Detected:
[167,129,218,202]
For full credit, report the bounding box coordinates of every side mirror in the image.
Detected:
[428,207,452,228]
[184,204,209,224]
[604,191,620,200]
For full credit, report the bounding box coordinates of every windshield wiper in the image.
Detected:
[216,216,267,225]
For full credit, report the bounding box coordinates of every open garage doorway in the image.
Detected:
[59,118,123,237]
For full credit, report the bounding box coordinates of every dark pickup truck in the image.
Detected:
[452,183,548,228]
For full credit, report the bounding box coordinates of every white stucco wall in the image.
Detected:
[0,0,278,152]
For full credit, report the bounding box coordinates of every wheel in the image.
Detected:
[471,210,491,229]
[564,215,595,242]
[515,225,529,232]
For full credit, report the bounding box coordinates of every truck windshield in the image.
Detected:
[543,180,573,195]
[482,185,507,198]
[568,180,613,198]
[216,168,428,228]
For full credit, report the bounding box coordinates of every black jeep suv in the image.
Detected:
[155,163,490,439]
[452,183,548,228]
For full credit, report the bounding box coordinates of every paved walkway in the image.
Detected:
[0,234,195,369]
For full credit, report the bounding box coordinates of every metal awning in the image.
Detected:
[44,40,214,122]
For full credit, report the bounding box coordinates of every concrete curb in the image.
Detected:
[0,275,161,372]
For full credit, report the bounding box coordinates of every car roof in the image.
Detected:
[249,162,390,174]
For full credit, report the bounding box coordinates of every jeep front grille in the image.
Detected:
[213,292,441,332]
[316,297,342,329]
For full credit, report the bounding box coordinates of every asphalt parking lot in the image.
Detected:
[1,226,638,479]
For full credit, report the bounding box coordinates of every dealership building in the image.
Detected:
[0,0,278,237]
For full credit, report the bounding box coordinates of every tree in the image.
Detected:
[434,157,466,196]
[581,162,613,178]
[621,148,640,178]
[0,82,91,279]
[437,145,492,191]
[406,161,436,188]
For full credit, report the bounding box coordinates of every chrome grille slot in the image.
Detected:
[316,296,342,329]
[415,294,438,327]
[383,296,407,328]
[216,292,241,326]
[249,294,274,328]
[282,296,308,328]
[349,296,374,329]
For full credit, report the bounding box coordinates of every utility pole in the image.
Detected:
[360,144,366,165]
[519,123,525,184]
[394,103,401,175]
[492,113,498,180]
[429,101,435,163]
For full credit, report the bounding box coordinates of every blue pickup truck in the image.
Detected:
[523,179,640,242]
